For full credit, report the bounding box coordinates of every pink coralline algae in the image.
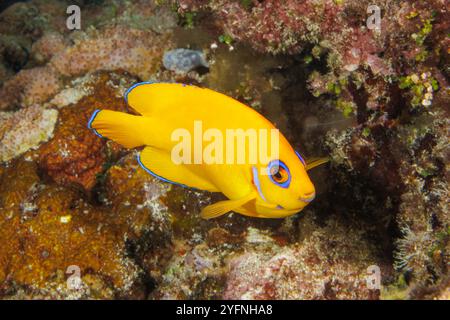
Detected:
[0,66,62,110]
[0,105,58,162]
[177,0,448,121]
[31,31,68,64]
[50,26,171,79]
[0,24,172,110]
[177,0,374,56]
[0,0,447,300]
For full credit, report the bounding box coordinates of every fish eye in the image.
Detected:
[267,160,291,188]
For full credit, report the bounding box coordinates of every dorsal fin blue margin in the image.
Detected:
[124,81,158,104]
[136,152,199,191]
[295,150,306,167]
[87,109,103,138]
[124,81,194,104]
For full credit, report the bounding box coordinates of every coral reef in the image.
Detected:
[177,0,448,124]
[0,0,70,88]
[0,104,58,162]
[151,215,385,300]
[31,31,68,64]
[0,66,62,110]
[0,24,170,110]
[36,72,135,191]
[223,223,377,300]
[102,152,174,245]
[50,25,171,80]
[0,0,174,111]
[175,0,449,298]
[393,111,449,287]
[0,0,448,300]
[0,159,143,299]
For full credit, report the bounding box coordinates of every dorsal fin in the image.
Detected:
[124,82,203,116]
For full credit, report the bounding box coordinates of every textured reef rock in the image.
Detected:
[0,105,57,162]
[393,111,449,291]
[0,0,178,298]
[0,0,174,111]
[177,0,448,122]
[50,25,170,80]
[102,152,174,247]
[221,217,381,300]
[0,66,62,110]
[0,150,188,299]
[0,0,448,299]
[0,0,69,89]
[178,0,346,54]
[175,0,449,299]
[150,215,384,300]
[0,159,142,299]
[0,151,175,299]
[31,31,68,64]
[37,72,133,191]
[0,24,170,110]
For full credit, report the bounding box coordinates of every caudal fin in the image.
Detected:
[88,109,150,149]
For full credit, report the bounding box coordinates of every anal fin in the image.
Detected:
[138,146,219,192]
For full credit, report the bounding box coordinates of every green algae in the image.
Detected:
[381,274,409,300]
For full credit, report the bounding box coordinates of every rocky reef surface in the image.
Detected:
[0,0,448,299]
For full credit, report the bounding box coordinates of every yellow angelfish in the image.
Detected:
[88,82,328,219]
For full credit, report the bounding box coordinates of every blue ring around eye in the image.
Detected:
[295,151,306,167]
[267,160,291,188]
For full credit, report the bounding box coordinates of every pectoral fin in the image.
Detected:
[305,157,330,171]
[200,192,256,219]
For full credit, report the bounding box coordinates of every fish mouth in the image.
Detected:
[299,193,315,203]
[254,202,304,217]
